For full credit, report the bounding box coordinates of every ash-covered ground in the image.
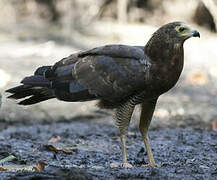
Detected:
[0,120,217,180]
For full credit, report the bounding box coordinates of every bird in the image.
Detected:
[6,22,200,168]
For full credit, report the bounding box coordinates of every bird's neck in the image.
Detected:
[144,36,184,94]
[144,36,184,63]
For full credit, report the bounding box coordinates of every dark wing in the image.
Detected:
[72,45,151,101]
[47,44,145,80]
[48,44,151,101]
[6,45,150,105]
[78,45,144,59]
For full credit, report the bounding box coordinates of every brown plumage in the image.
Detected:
[6,22,200,167]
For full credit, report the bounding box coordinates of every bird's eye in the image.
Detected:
[179,27,185,32]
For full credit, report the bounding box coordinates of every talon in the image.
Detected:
[122,162,133,168]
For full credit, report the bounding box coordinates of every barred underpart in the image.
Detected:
[115,100,135,135]
[115,91,149,135]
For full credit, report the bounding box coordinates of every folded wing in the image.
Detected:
[7,45,151,105]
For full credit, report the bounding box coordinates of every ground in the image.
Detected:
[0,121,217,179]
[0,22,217,179]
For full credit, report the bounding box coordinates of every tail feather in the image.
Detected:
[18,94,54,105]
[6,85,32,93]
[7,86,55,105]
[7,87,48,100]
[34,65,55,79]
[6,74,55,105]
[6,65,96,105]
[8,90,34,99]
[34,66,52,76]
[21,75,50,87]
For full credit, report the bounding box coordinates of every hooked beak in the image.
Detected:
[192,30,200,38]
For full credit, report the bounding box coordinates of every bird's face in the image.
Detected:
[157,22,200,44]
[175,23,200,40]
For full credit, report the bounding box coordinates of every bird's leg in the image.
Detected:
[115,101,135,168]
[120,134,132,168]
[139,98,159,167]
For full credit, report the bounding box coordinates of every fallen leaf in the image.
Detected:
[0,164,34,171]
[32,149,41,154]
[32,161,47,171]
[45,142,73,154]
[0,167,7,171]
[0,155,16,164]
[0,161,47,172]
[49,135,61,143]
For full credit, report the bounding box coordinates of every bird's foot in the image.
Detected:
[122,162,133,168]
[141,163,161,167]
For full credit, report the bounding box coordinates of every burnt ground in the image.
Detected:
[0,118,217,180]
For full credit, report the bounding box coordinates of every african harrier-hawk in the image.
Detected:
[6,22,200,168]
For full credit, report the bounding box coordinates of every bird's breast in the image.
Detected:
[149,54,184,95]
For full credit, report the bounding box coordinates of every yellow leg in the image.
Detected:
[115,101,135,168]
[120,135,133,168]
[141,133,157,166]
[139,99,159,167]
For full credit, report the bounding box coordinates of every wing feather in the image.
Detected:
[74,55,151,100]
[43,45,150,101]
[78,45,144,59]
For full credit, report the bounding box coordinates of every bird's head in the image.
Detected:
[145,22,200,60]
[154,22,200,44]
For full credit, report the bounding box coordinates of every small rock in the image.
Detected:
[199,165,209,169]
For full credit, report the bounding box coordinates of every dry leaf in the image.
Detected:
[45,142,73,154]
[49,135,61,143]
[0,155,16,164]
[0,167,7,171]
[47,145,62,153]
[32,161,47,171]
[0,161,47,172]
[32,149,41,154]
[0,164,34,171]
